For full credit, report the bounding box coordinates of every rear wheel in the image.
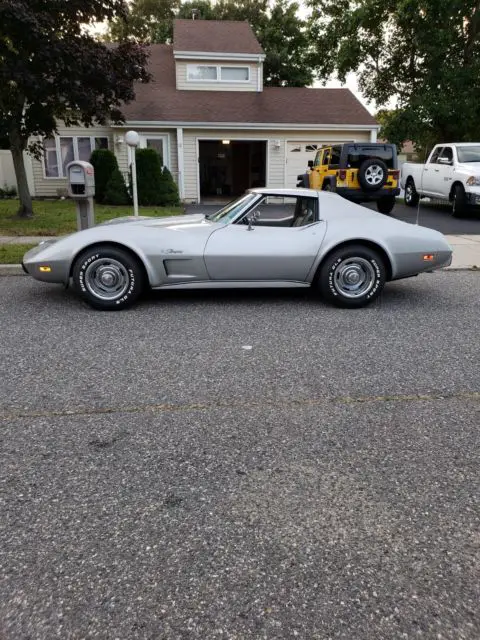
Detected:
[318,244,386,308]
[72,245,145,310]
[376,196,396,215]
[322,182,334,192]
[452,184,467,218]
[404,178,419,207]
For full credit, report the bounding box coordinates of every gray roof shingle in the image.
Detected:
[173,19,264,55]
[121,44,377,127]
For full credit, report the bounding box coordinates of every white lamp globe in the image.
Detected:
[125,130,140,147]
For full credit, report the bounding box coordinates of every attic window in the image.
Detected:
[187,65,217,81]
[187,64,250,83]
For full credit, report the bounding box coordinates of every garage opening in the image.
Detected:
[199,140,266,201]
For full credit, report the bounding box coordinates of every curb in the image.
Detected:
[0,264,478,277]
[0,264,26,276]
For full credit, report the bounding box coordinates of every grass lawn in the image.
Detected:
[0,199,184,236]
[0,243,37,264]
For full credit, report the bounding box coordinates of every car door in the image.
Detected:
[203,195,326,282]
[422,147,444,196]
[430,146,455,197]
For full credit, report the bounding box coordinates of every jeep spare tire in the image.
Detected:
[358,158,388,191]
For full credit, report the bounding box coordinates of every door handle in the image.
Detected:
[434,169,439,172]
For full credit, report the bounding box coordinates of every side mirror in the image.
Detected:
[438,157,452,165]
[308,160,314,168]
[246,209,260,231]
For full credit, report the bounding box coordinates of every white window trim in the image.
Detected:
[42,135,109,179]
[137,134,171,170]
[187,64,251,84]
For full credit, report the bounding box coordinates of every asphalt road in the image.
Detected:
[186,200,480,235]
[1,274,479,639]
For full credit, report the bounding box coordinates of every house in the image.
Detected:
[30,19,379,203]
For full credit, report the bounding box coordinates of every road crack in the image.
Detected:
[0,391,479,422]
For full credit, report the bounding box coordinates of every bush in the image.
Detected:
[90,149,118,204]
[104,168,131,206]
[0,185,17,198]
[135,148,164,206]
[158,166,180,206]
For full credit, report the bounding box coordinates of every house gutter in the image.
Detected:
[114,122,380,132]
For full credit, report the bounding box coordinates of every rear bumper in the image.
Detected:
[336,187,401,202]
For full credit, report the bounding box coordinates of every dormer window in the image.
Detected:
[187,64,250,83]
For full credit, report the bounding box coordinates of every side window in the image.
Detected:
[441,147,453,163]
[313,150,322,167]
[237,196,317,227]
[330,146,341,167]
[429,147,443,164]
[322,149,332,166]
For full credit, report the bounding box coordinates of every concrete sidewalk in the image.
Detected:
[0,234,479,272]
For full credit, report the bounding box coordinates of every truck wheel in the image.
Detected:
[322,182,334,192]
[404,178,419,207]
[297,173,310,188]
[317,244,386,309]
[452,185,467,218]
[358,158,388,191]
[376,196,396,215]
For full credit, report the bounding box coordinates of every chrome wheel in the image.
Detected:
[84,258,130,301]
[333,257,376,298]
[364,164,385,187]
[405,183,413,204]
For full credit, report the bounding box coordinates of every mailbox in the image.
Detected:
[66,161,95,198]
[66,161,95,230]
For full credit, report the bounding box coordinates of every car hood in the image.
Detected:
[457,163,480,174]
[98,214,208,229]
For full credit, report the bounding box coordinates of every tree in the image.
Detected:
[107,0,314,87]
[308,0,480,149]
[0,0,150,217]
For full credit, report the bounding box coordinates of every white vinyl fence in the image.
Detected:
[0,150,35,196]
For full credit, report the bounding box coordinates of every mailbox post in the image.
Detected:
[66,161,95,231]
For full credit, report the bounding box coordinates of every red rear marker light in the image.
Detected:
[339,170,347,180]
[423,254,434,261]
[390,170,400,178]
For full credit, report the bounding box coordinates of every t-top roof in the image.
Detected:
[173,19,264,55]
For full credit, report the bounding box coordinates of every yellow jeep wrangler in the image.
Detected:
[297,143,400,214]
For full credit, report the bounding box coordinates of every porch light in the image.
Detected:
[222,140,230,145]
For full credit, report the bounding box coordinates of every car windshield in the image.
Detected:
[456,146,480,163]
[206,193,259,223]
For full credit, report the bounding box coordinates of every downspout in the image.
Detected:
[176,127,185,200]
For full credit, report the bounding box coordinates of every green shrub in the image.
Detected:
[135,148,164,206]
[90,149,118,204]
[158,166,180,206]
[104,168,131,206]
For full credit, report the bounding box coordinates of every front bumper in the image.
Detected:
[22,240,70,284]
[465,191,480,207]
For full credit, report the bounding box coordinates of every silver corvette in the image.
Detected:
[23,188,452,311]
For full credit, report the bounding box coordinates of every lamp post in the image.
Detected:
[125,130,140,216]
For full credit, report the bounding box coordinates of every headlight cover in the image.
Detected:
[466,176,480,186]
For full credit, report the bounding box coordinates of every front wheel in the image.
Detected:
[72,245,145,310]
[404,179,419,207]
[376,196,396,215]
[318,245,386,308]
[452,184,467,218]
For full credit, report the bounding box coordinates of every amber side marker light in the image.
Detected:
[423,255,434,261]
[39,266,52,272]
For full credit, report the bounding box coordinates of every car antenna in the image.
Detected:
[415,146,429,226]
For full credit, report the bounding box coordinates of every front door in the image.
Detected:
[204,195,325,282]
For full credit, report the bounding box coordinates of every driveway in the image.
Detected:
[1,273,479,639]
[186,199,480,235]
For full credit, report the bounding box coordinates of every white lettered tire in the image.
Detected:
[318,244,386,308]
[72,245,145,310]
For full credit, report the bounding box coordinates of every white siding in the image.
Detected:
[176,60,259,91]
[31,125,112,197]
[0,150,35,196]
[182,129,372,202]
